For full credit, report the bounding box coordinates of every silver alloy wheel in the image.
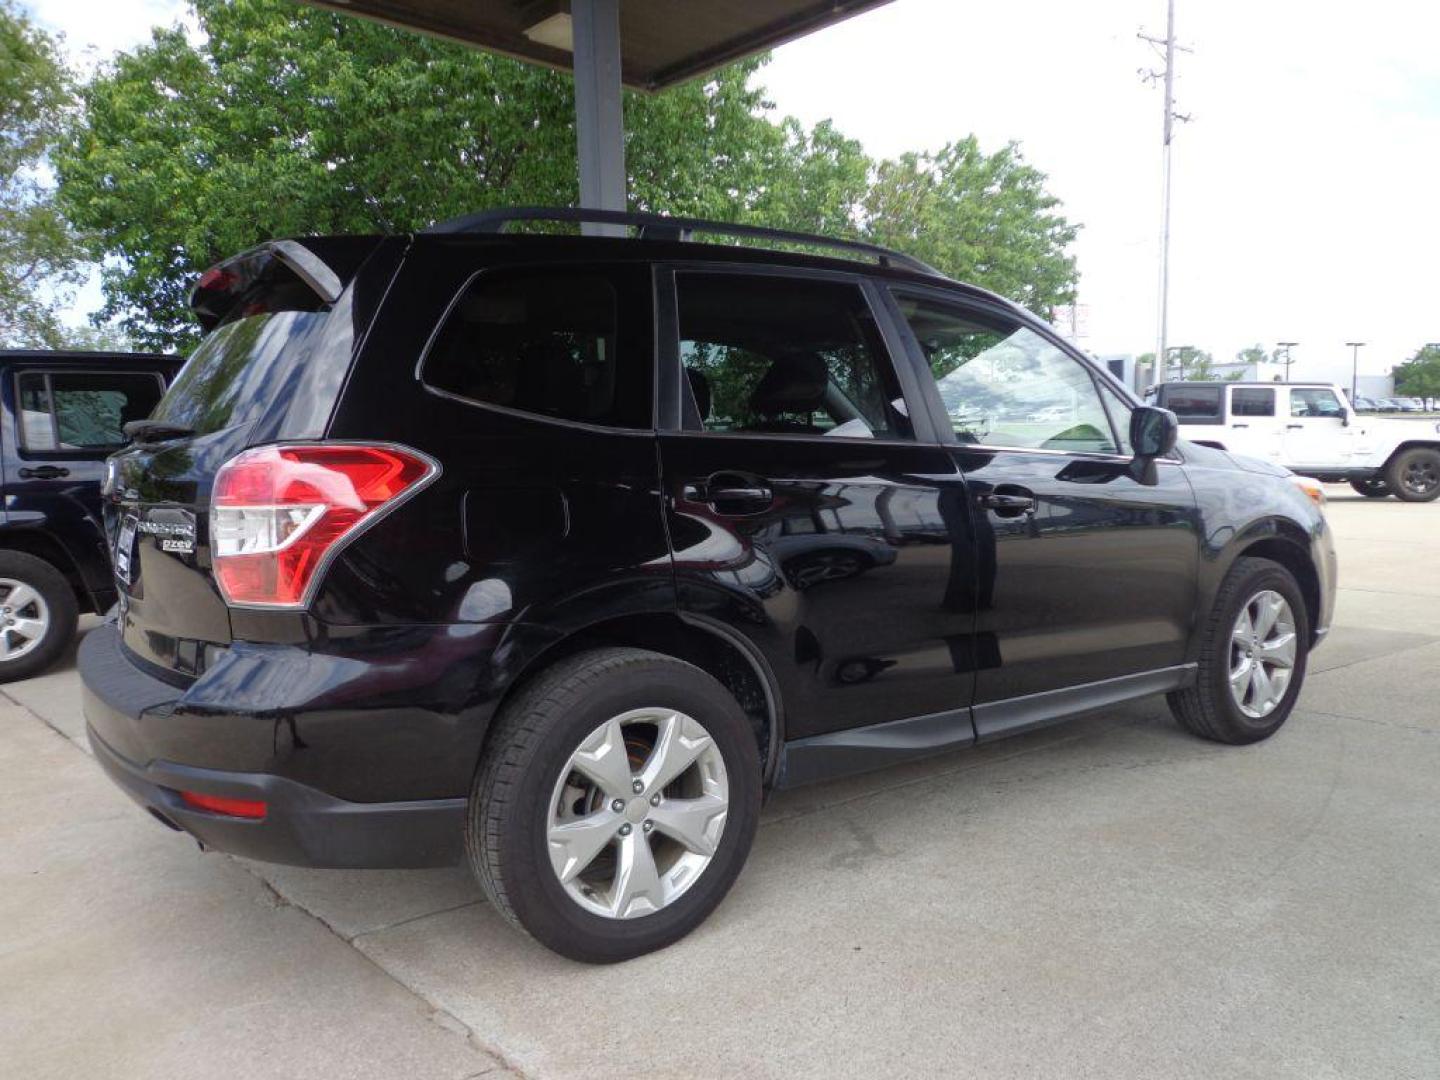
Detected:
[0,578,50,663]
[1229,589,1297,719]
[548,708,729,920]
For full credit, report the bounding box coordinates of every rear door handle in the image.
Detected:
[1286,423,1304,430]
[1231,423,1249,429]
[19,466,69,479]
[700,472,774,515]
[977,490,1036,516]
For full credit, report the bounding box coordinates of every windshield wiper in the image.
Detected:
[123,419,195,443]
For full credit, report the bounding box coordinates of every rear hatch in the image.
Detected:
[106,236,401,677]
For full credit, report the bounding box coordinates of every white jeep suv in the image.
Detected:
[1150,381,1440,501]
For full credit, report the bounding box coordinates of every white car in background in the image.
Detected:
[1148,381,1440,501]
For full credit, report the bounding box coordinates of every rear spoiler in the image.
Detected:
[189,236,386,333]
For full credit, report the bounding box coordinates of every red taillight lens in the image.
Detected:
[179,790,267,819]
[210,443,435,608]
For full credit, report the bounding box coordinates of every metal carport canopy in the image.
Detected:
[301,1,895,227]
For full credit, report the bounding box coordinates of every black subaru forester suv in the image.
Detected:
[82,209,1336,962]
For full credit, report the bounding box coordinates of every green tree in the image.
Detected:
[57,0,1079,351]
[1167,346,1215,380]
[0,1,87,346]
[1393,346,1440,410]
[1235,344,1268,373]
[862,138,1079,313]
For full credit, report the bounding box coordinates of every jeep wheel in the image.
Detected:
[467,647,761,962]
[0,551,78,683]
[1349,477,1391,498]
[1386,447,1440,502]
[1167,556,1309,745]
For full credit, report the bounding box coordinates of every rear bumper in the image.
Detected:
[87,725,465,867]
[80,624,466,868]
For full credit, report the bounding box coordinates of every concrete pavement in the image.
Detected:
[2,490,1438,1078]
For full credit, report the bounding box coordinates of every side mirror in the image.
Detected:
[1130,405,1178,459]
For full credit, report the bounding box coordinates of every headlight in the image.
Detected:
[1290,475,1326,509]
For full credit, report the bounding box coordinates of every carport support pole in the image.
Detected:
[572,0,626,236]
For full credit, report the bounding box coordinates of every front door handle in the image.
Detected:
[19,466,69,480]
[701,472,774,515]
[977,490,1036,517]
[1286,423,1304,430]
[1231,423,1250,429]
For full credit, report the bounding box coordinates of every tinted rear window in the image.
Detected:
[1161,385,1222,420]
[152,311,332,435]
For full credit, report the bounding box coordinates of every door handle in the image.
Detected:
[701,472,774,515]
[1231,423,1249,429]
[977,490,1036,517]
[19,466,69,479]
[1286,423,1304,430]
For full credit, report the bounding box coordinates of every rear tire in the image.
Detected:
[467,647,761,963]
[0,551,77,683]
[1167,557,1309,745]
[1386,447,1440,502]
[1349,477,1391,498]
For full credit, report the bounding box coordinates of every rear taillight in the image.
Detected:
[210,443,436,608]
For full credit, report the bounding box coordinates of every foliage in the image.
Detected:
[56,0,1081,352]
[862,138,1079,312]
[1393,346,1440,408]
[0,0,87,347]
[1235,344,1268,370]
[1166,346,1214,380]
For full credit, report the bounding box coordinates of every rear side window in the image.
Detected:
[17,371,165,452]
[422,266,652,429]
[676,273,910,440]
[1161,385,1222,423]
[1231,388,1275,417]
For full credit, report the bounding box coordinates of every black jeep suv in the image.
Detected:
[81,210,1335,962]
[0,349,178,681]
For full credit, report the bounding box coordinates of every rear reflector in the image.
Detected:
[211,443,436,608]
[179,791,268,819]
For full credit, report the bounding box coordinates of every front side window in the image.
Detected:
[17,371,165,452]
[1290,387,1344,419]
[422,266,652,429]
[895,293,1118,454]
[676,273,910,440]
[1231,388,1275,417]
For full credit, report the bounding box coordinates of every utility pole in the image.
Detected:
[1345,341,1365,403]
[1140,1,1191,390]
[1277,341,1298,383]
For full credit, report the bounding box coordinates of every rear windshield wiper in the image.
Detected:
[123,419,195,443]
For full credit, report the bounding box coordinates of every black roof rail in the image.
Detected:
[423,206,944,277]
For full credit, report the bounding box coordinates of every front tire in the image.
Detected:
[1386,447,1440,502]
[1349,476,1391,498]
[0,551,78,683]
[467,647,761,963]
[1168,557,1309,745]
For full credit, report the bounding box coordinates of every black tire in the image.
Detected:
[1349,477,1391,498]
[1167,556,1309,745]
[1386,447,1440,502]
[467,647,762,963]
[0,551,78,683]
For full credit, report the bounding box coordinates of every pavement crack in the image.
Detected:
[351,899,485,942]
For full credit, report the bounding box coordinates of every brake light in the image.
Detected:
[210,443,436,608]
[180,791,267,819]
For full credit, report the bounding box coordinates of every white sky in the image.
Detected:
[32,0,1440,383]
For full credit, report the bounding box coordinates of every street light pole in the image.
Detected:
[1345,341,1365,403]
[1277,341,1298,382]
